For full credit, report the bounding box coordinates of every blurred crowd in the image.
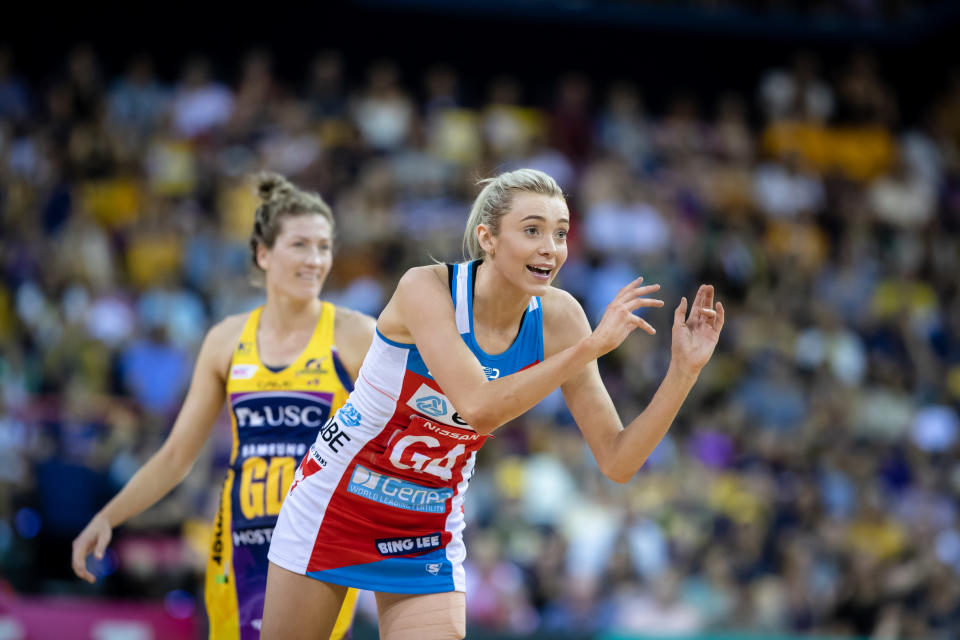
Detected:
[2,42,960,638]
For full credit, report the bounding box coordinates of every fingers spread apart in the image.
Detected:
[626,295,663,313]
[618,276,644,295]
[633,313,656,335]
[619,281,660,303]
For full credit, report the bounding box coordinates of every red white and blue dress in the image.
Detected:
[268,260,544,593]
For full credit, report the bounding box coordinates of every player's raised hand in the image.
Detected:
[588,277,664,358]
[71,514,112,583]
[672,284,724,374]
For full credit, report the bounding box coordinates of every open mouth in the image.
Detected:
[526,265,552,279]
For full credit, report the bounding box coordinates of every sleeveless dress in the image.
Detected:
[205,303,358,639]
[269,260,543,593]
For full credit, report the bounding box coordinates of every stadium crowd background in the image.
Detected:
[2,2,960,637]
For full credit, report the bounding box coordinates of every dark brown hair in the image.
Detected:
[249,172,334,273]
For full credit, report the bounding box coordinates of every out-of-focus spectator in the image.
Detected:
[597,82,654,171]
[65,45,104,125]
[482,75,544,163]
[759,52,834,124]
[834,51,897,127]
[549,73,593,169]
[228,49,280,141]
[464,531,539,634]
[753,152,825,219]
[107,55,170,143]
[423,65,483,167]
[119,327,191,417]
[582,161,670,256]
[306,51,347,121]
[867,155,937,228]
[0,48,30,124]
[171,57,234,139]
[610,571,704,635]
[657,94,709,159]
[351,60,413,152]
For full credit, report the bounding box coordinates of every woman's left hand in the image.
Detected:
[671,284,725,375]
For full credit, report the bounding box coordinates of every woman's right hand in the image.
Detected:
[587,277,663,359]
[71,514,112,583]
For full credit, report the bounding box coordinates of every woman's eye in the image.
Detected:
[556,230,568,239]
[525,227,539,236]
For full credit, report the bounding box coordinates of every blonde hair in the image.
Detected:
[249,172,334,272]
[462,168,565,260]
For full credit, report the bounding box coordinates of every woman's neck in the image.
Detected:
[472,260,531,331]
[260,294,323,335]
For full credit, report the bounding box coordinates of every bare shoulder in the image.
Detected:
[332,305,376,378]
[397,264,449,292]
[541,286,589,330]
[541,286,591,354]
[333,306,377,345]
[388,263,451,316]
[201,312,250,377]
[378,264,453,343]
[333,306,376,330]
[207,312,249,347]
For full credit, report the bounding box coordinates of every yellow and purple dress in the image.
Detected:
[205,303,358,639]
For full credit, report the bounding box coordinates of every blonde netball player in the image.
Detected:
[261,168,725,640]
[72,173,374,640]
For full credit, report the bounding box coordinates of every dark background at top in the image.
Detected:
[3,0,959,122]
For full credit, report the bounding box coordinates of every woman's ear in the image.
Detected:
[256,243,270,271]
[477,223,495,258]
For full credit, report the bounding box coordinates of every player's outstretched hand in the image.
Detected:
[672,284,725,374]
[589,277,664,358]
[72,514,112,583]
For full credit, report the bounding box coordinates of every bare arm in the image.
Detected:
[560,285,725,483]
[71,316,242,582]
[378,266,662,434]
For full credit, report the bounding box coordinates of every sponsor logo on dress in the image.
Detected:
[318,417,352,453]
[297,357,329,376]
[375,532,443,557]
[256,379,292,390]
[230,364,259,380]
[289,446,326,493]
[426,563,442,575]
[483,367,500,380]
[339,403,362,426]
[231,392,333,429]
[347,465,453,513]
[211,494,227,568]
[239,442,307,460]
[416,395,447,418]
[419,419,481,441]
[406,384,472,430]
[232,527,274,546]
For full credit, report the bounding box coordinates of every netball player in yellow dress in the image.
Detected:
[72,173,375,639]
